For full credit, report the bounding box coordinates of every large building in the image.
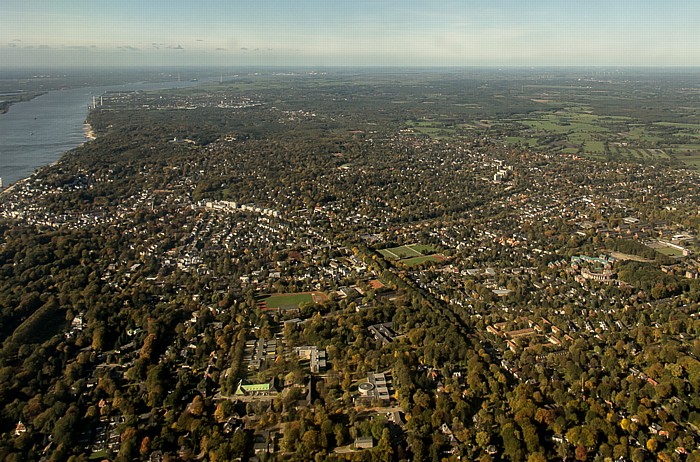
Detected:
[356,372,391,405]
[294,346,327,373]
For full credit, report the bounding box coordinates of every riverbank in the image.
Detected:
[0,76,215,187]
[83,123,96,141]
[0,176,29,198]
[0,92,46,115]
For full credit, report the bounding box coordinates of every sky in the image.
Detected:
[1,0,699,68]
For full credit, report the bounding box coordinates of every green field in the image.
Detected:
[405,120,464,140]
[379,244,437,260]
[655,246,684,257]
[492,105,700,167]
[378,244,445,267]
[262,292,327,309]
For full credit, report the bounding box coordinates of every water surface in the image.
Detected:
[0,78,216,186]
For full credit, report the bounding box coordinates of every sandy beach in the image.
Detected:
[83,123,96,141]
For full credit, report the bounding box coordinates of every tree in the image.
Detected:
[646,438,658,452]
[376,428,393,462]
[501,421,524,462]
[140,436,151,456]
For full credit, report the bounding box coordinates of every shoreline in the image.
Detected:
[0,92,47,116]
[83,122,96,141]
[0,176,30,198]
[1,122,94,198]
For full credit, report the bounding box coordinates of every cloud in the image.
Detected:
[7,43,17,48]
[12,39,22,42]
[240,47,248,51]
[196,39,204,42]
[215,47,227,51]
[117,46,140,51]
[167,44,184,50]
[38,45,51,49]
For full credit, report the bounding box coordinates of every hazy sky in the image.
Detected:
[2,0,699,67]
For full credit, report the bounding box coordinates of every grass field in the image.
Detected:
[405,119,466,140]
[378,244,445,267]
[493,105,700,167]
[402,255,446,267]
[655,246,684,257]
[261,292,328,310]
[379,244,437,260]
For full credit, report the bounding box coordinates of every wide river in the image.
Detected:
[0,78,215,186]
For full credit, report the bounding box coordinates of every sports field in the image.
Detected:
[378,244,444,267]
[379,244,437,260]
[260,292,328,310]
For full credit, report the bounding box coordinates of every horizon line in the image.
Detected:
[4,64,700,70]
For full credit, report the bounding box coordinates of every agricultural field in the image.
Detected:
[468,82,700,168]
[404,119,463,140]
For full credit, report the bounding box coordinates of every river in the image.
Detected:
[0,77,217,186]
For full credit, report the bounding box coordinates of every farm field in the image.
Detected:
[478,96,700,167]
